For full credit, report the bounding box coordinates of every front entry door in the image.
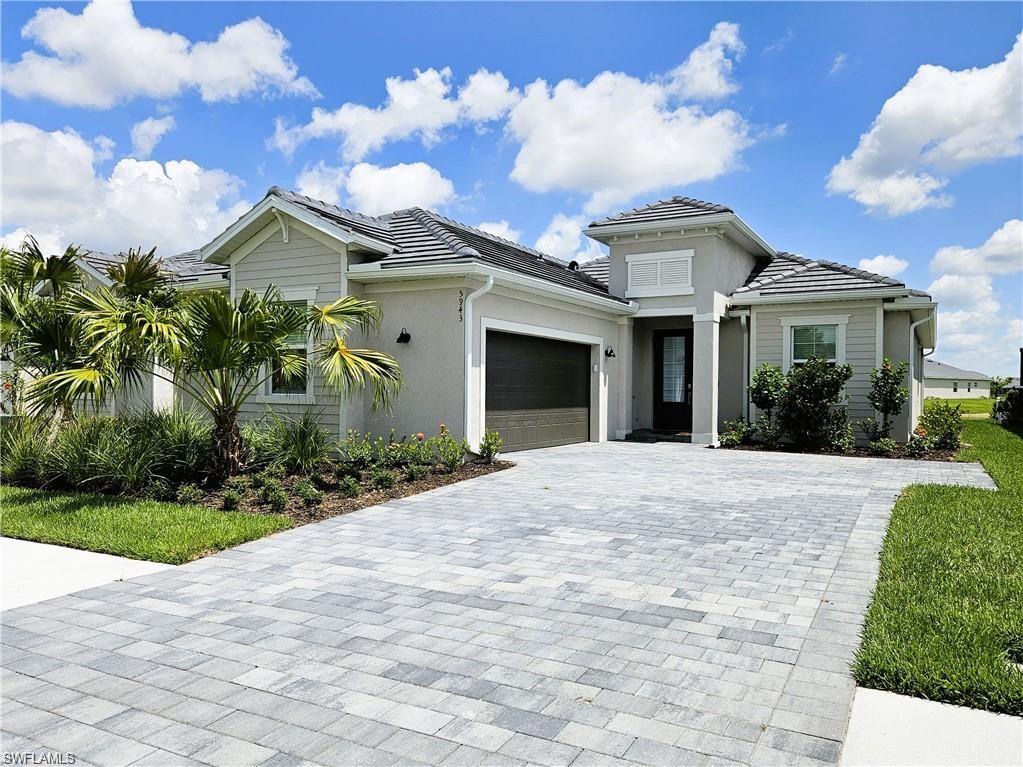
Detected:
[653,330,693,431]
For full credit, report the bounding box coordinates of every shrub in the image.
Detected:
[750,363,785,423]
[719,419,753,448]
[256,476,285,503]
[0,416,44,485]
[920,400,963,451]
[435,426,468,472]
[856,418,885,442]
[868,437,898,457]
[224,476,249,492]
[754,415,782,449]
[479,429,503,463]
[777,358,854,452]
[244,411,334,475]
[293,478,323,507]
[40,416,116,489]
[221,488,243,510]
[830,421,855,454]
[867,359,909,438]
[338,475,362,498]
[338,429,374,470]
[143,479,174,501]
[175,483,204,504]
[371,468,396,489]
[404,463,429,481]
[905,430,929,459]
[995,389,1022,426]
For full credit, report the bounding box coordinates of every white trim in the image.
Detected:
[228,222,279,266]
[740,314,749,421]
[262,288,319,400]
[463,277,494,448]
[780,315,849,371]
[749,307,758,420]
[479,317,608,449]
[272,209,290,244]
[279,286,319,302]
[76,259,113,287]
[584,212,775,258]
[692,313,721,323]
[348,261,637,316]
[732,287,916,305]
[633,306,698,318]
[875,304,884,371]
[626,286,695,299]
[625,250,694,299]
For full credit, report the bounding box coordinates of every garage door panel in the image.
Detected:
[485,331,590,452]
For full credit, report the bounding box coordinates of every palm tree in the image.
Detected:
[34,284,401,477]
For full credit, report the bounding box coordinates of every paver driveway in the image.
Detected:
[1,443,993,767]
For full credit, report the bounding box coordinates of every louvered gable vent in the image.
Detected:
[625,250,694,298]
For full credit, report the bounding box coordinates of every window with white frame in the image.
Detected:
[269,300,311,395]
[625,250,694,298]
[953,381,958,393]
[780,315,848,371]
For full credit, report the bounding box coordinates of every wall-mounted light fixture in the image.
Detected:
[605,346,616,358]
[396,328,411,344]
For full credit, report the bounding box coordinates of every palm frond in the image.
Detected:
[309,296,382,339]
[105,247,168,298]
[318,338,402,411]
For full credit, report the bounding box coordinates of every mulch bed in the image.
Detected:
[721,443,960,462]
[203,461,514,525]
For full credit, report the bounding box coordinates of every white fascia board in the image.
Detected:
[584,212,775,257]
[348,261,639,316]
[883,298,936,311]
[199,197,393,264]
[730,287,914,305]
[75,259,113,287]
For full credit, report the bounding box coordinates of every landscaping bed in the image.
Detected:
[722,442,960,462]
[854,419,1023,716]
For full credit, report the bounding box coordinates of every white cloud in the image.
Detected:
[295,162,347,206]
[477,220,522,243]
[507,70,754,214]
[858,254,908,277]
[669,22,745,100]
[130,116,175,158]
[928,274,1000,314]
[2,0,317,108]
[1,120,250,255]
[830,53,847,76]
[763,28,795,56]
[270,67,519,160]
[345,162,455,215]
[535,214,605,263]
[827,34,1022,216]
[930,219,1023,275]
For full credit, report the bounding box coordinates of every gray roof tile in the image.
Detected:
[589,196,732,229]
[82,249,228,285]
[924,360,991,381]
[578,256,610,285]
[731,252,926,297]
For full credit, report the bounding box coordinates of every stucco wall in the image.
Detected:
[718,316,745,426]
[925,380,990,399]
[753,299,881,429]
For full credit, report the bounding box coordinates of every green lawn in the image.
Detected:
[0,486,292,564]
[925,397,994,416]
[854,419,1023,715]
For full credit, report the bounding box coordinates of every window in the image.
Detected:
[953,381,958,393]
[780,314,848,372]
[625,250,694,298]
[791,325,838,364]
[269,301,310,395]
[661,336,686,403]
[968,382,973,392]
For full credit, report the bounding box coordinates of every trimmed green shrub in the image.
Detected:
[404,463,429,481]
[338,429,374,470]
[224,476,249,492]
[370,468,396,489]
[434,426,468,472]
[143,479,174,501]
[256,477,285,503]
[338,475,361,498]
[175,483,204,504]
[750,363,785,423]
[293,478,323,507]
[920,400,963,450]
[754,415,782,449]
[904,431,929,459]
[479,429,503,463]
[719,419,753,448]
[777,357,854,452]
[221,488,243,510]
[856,418,885,442]
[867,359,909,438]
[868,437,898,457]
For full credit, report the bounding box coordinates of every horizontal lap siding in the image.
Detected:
[233,228,345,437]
[754,301,880,425]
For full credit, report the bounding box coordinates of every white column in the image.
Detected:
[692,314,720,445]
[616,318,633,439]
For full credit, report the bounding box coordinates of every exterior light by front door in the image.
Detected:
[396,328,411,344]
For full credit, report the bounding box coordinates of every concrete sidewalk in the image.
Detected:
[1,537,173,610]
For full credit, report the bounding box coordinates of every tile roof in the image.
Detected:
[731,252,927,297]
[578,256,610,285]
[589,196,732,229]
[81,249,228,285]
[924,360,992,381]
[271,189,620,302]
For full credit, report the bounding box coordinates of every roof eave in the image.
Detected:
[584,212,775,257]
[730,287,920,305]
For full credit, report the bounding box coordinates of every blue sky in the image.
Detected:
[2,2,1021,374]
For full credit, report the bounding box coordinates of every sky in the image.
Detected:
[1,1,1021,375]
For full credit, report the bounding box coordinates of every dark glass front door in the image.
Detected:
[653,330,693,431]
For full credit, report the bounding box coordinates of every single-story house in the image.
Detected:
[84,188,938,451]
[923,360,992,399]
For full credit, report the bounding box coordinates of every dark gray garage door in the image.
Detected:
[485,331,590,452]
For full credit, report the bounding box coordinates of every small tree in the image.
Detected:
[777,357,854,451]
[749,363,785,423]
[990,376,1011,399]
[867,358,909,438]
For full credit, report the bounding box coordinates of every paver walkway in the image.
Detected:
[1,443,993,767]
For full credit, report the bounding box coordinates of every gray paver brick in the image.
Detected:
[0,443,993,766]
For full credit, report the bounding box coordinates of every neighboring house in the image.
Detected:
[94,188,938,450]
[923,360,992,399]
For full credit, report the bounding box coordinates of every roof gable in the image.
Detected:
[589,196,732,229]
[731,252,925,298]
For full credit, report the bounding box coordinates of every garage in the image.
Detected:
[484,331,591,452]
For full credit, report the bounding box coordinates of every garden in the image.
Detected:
[720,356,972,459]
[0,238,508,563]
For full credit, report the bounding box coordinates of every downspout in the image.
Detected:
[463,275,494,449]
[740,315,749,421]
[908,310,935,425]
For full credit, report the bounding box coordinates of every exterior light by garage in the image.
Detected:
[396,328,411,344]
[605,346,616,358]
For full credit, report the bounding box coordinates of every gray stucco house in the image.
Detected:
[90,189,938,451]
[923,360,992,399]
